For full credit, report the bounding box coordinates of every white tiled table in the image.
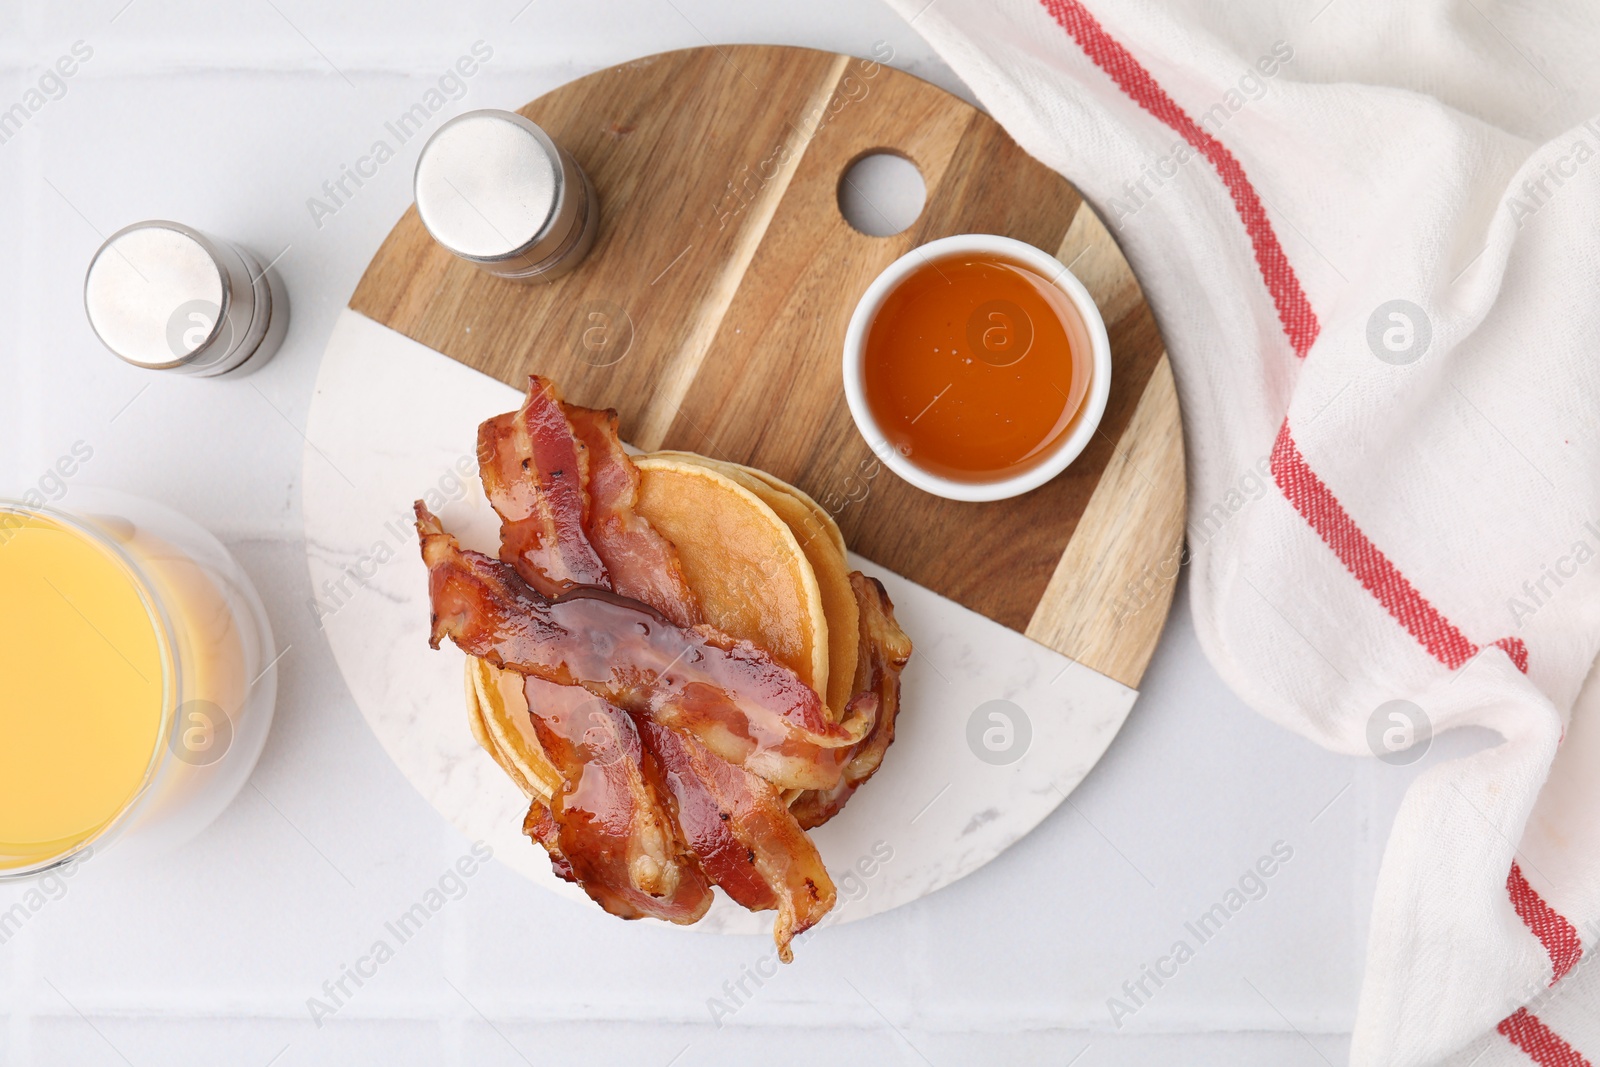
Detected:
[0,3,1446,1063]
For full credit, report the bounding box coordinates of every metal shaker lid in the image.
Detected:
[83,221,282,377]
[414,109,580,268]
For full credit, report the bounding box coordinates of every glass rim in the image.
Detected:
[0,499,182,880]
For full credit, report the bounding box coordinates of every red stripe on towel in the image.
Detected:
[1268,421,1531,672]
[1038,0,1318,356]
[1509,862,1583,983]
[1498,1008,1592,1067]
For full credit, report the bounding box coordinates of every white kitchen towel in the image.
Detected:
[880,0,1600,1063]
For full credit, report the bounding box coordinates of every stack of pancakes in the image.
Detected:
[465,452,866,817]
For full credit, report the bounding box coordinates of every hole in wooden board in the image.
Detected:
[837,152,926,237]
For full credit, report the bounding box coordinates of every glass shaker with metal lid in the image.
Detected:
[413,108,599,282]
[83,221,288,378]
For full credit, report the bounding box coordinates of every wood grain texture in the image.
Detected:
[349,45,1185,688]
[1026,354,1185,688]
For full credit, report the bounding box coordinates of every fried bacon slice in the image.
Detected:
[418,504,873,791]
[790,574,913,829]
[431,373,913,958]
[563,403,702,629]
[518,676,712,923]
[522,801,572,880]
[639,718,835,961]
[477,377,608,596]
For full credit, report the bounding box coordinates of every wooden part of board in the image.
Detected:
[350,45,1184,689]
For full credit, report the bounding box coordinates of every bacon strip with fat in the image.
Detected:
[477,376,608,596]
[418,504,872,791]
[563,403,702,628]
[519,676,712,923]
[639,717,835,961]
[522,800,572,879]
[790,574,913,829]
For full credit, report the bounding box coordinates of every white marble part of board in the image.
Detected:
[302,308,1138,936]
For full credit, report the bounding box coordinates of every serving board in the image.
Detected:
[304,45,1183,935]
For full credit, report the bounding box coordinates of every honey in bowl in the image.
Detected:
[862,252,1092,484]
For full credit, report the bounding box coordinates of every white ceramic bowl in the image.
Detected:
[841,234,1113,503]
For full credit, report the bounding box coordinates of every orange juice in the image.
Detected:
[0,511,171,871]
[0,491,273,877]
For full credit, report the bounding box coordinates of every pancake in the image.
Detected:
[632,455,830,700]
[467,656,559,803]
[465,450,848,813]
[646,451,858,716]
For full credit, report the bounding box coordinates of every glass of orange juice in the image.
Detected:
[0,488,277,878]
